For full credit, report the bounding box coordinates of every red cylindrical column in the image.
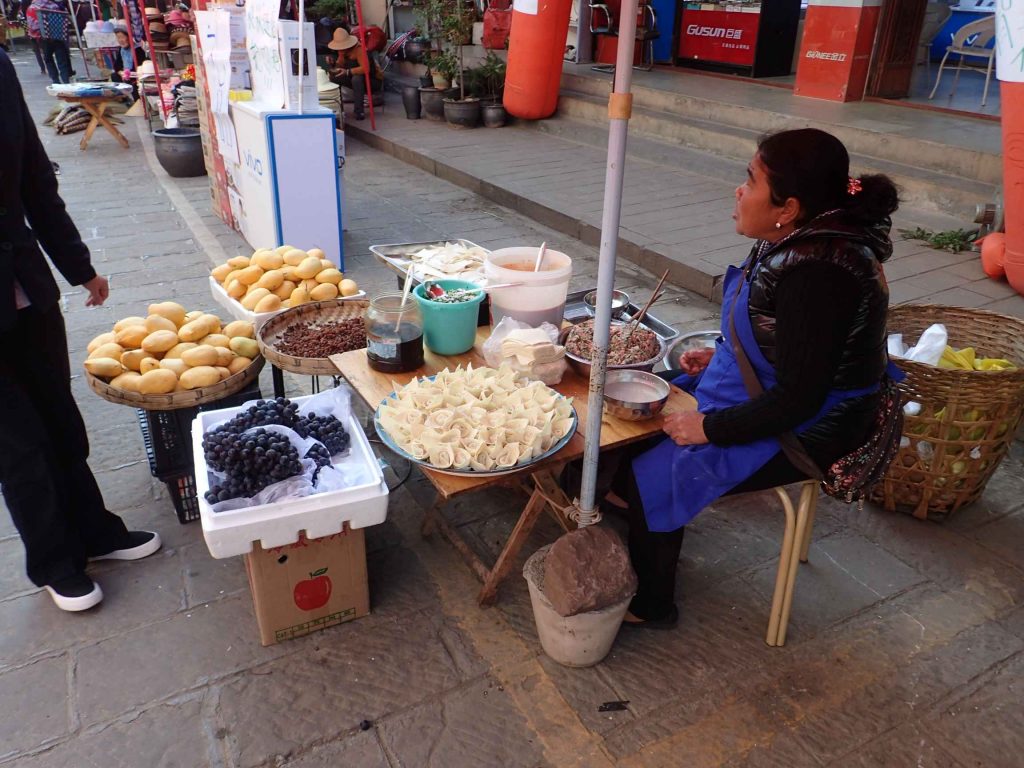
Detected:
[1001,81,1024,294]
[503,0,574,120]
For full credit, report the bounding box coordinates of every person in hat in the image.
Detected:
[327,27,379,121]
[0,50,162,613]
[109,27,146,99]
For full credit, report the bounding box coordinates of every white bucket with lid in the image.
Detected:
[484,247,573,328]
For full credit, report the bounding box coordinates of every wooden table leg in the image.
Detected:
[420,495,442,538]
[530,471,576,533]
[79,114,100,151]
[93,103,130,148]
[477,484,549,606]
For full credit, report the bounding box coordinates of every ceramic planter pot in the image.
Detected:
[402,85,421,119]
[482,102,507,128]
[431,74,450,89]
[443,97,481,129]
[419,87,445,121]
[152,128,206,177]
[419,74,433,88]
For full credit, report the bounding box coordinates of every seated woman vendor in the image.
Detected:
[110,28,146,99]
[326,27,379,121]
[592,128,900,629]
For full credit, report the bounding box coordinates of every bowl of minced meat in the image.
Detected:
[560,319,665,376]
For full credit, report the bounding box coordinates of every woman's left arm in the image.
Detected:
[695,261,863,446]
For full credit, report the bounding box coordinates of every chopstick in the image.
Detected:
[624,269,669,344]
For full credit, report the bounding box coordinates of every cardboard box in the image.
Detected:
[244,527,369,646]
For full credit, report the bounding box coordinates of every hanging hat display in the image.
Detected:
[326,28,358,51]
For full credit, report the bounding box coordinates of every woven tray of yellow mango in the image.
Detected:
[83,302,264,410]
[208,246,363,326]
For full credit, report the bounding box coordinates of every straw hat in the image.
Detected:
[136,59,156,79]
[327,28,358,51]
[144,6,161,19]
[170,30,190,49]
[148,21,168,35]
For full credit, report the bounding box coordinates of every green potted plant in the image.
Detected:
[478,51,507,127]
[420,51,458,121]
[440,0,480,128]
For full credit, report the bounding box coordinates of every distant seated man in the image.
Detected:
[326,27,380,121]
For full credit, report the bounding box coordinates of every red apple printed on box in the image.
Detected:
[294,568,332,611]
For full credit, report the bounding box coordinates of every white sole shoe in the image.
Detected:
[89,531,162,562]
[45,582,103,612]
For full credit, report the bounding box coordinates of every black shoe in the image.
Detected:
[354,112,365,121]
[89,531,162,562]
[622,603,679,630]
[44,573,103,612]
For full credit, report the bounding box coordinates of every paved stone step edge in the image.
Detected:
[561,72,1003,186]
[558,89,997,218]
[345,122,726,301]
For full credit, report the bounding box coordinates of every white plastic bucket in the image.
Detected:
[485,247,573,328]
[523,545,633,668]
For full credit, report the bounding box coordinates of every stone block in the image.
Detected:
[378,676,544,768]
[181,542,249,608]
[281,730,390,768]
[0,655,69,757]
[829,722,962,768]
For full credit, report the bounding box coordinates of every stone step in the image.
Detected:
[560,71,1003,189]
[555,88,997,218]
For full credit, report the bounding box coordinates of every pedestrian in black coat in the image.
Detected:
[0,49,162,612]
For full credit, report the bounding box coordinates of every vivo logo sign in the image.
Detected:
[686,24,743,40]
[244,149,264,177]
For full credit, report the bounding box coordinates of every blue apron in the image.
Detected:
[633,264,881,533]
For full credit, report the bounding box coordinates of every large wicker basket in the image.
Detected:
[872,305,1024,521]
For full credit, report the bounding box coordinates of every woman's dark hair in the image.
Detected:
[756,128,899,226]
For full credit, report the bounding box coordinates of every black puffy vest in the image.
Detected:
[745,212,892,390]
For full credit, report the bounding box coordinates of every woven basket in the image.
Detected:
[872,305,1024,521]
[85,356,265,411]
[257,299,369,376]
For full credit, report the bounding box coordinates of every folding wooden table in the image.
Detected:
[54,94,130,151]
[333,330,695,605]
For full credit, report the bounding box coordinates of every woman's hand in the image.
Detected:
[662,411,708,446]
[83,275,109,307]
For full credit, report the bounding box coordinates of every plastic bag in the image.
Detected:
[890,323,948,366]
[482,316,566,384]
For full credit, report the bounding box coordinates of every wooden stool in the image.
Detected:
[765,481,818,647]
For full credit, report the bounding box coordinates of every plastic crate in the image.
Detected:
[137,384,262,480]
[163,471,200,525]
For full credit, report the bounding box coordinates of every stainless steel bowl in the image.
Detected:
[559,322,667,377]
[662,330,720,370]
[603,369,671,421]
[583,289,631,320]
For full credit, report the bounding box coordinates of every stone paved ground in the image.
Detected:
[2,54,1024,767]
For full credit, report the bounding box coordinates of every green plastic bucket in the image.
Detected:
[413,279,485,355]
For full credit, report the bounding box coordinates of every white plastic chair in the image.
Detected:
[928,15,996,108]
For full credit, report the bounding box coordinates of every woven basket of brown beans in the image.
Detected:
[256,299,370,376]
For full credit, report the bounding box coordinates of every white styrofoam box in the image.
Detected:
[209,276,365,327]
[85,31,120,48]
[192,394,388,558]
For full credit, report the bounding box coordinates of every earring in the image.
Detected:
[775,222,782,229]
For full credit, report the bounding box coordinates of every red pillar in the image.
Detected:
[794,0,882,102]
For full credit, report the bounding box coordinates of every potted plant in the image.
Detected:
[478,51,507,128]
[420,50,458,121]
[440,0,481,129]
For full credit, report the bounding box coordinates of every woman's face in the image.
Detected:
[115,31,129,48]
[734,154,793,241]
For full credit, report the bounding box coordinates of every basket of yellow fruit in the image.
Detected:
[83,302,265,410]
[208,245,362,325]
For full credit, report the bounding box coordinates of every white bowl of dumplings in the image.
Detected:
[375,363,576,475]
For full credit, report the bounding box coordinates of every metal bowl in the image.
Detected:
[559,322,666,377]
[583,289,630,320]
[662,329,720,370]
[603,369,671,421]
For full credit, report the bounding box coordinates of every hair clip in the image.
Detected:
[847,177,863,196]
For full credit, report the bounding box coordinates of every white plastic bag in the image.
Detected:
[899,323,948,366]
[482,316,560,367]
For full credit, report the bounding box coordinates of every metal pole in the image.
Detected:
[66,0,92,78]
[297,0,305,113]
[576,0,639,527]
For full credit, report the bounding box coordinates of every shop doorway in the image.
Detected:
[866,0,928,99]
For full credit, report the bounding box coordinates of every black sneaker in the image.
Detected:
[44,573,103,612]
[89,531,162,562]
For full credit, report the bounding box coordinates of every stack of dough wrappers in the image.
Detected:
[500,328,567,385]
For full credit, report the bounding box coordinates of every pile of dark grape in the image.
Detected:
[202,397,350,504]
